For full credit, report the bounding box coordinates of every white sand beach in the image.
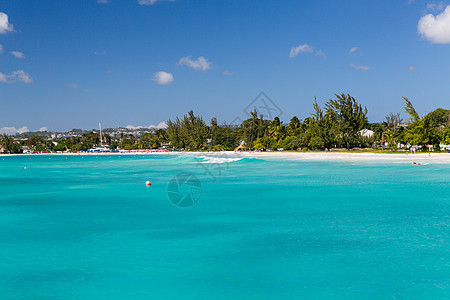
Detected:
[182,151,450,164]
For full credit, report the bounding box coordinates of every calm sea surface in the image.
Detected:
[0,154,449,299]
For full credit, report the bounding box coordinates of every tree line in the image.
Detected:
[165,94,450,151]
[1,94,449,153]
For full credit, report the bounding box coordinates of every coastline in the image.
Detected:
[189,151,450,163]
[2,151,450,163]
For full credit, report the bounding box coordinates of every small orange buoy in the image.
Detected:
[145,181,151,186]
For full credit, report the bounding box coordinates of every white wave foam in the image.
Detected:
[198,155,243,164]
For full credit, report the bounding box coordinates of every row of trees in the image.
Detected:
[165,94,375,150]
[165,94,449,151]
[2,94,449,153]
[401,97,450,148]
[0,135,22,154]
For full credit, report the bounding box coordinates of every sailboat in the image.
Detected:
[88,123,111,152]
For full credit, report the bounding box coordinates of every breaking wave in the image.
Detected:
[197,155,245,164]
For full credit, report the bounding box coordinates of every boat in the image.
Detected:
[87,123,111,152]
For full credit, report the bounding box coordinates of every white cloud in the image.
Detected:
[349,47,359,54]
[223,70,235,76]
[350,63,370,71]
[0,70,33,84]
[138,0,158,4]
[0,126,30,135]
[18,126,29,134]
[126,125,143,130]
[150,122,168,129]
[178,56,212,71]
[418,5,450,44]
[289,44,325,58]
[408,66,417,72]
[10,51,25,59]
[138,0,175,5]
[38,127,48,132]
[315,50,326,58]
[16,71,32,83]
[67,83,78,88]
[426,2,446,13]
[0,44,3,54]
[0,12,14,34]
[152,71,174,85]
[126,122,168,130]
[289,44,313,58]
[97,0,110,3]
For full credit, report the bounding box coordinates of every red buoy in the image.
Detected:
[145,181,151,186]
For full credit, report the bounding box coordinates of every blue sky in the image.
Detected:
[1,0,450,133]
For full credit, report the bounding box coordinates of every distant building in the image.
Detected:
[440,143,450,151]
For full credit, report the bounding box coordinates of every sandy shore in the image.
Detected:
[3,151,450,163]
[257,152,450,163]
[185,151,450,164]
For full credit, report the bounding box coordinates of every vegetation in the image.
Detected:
[402,97,450,150]
[1,94,450,153]
[0,134,22,154]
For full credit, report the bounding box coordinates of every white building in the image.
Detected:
[440,143,450,151]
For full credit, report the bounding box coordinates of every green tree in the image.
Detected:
[443,126,450,145]
[288,135,306,149]
[241,110,269,148]
[210,117,218,146]
[369,123,384,147]
[324,94,368,149]
[167,118,185,148]
[0,135,22,154]
[253,136,277,150]
[137,133,156,149]
[268,117,286,142]
[287,116,304,137]
[167,110,209,149]
[154,129,168,147]
[119,135,137,150]
[402,97,448,149]
[305,98,332,149]
[215,126,239,150]
[381,113,403,150]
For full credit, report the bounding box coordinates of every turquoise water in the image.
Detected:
[0,154,449,299]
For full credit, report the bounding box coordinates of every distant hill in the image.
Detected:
[16,126,163,139]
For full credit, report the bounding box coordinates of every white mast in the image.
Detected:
[99,122,103,147]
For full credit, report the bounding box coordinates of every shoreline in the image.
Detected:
[2,151,450,163]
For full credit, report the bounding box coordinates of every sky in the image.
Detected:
[1,0,450,133]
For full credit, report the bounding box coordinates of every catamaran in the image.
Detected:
[88,123,111,152]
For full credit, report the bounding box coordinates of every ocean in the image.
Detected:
[0,154,449,299]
